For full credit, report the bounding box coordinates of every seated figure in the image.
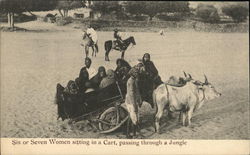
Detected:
[90,66,106,89]
[99,69,116,89]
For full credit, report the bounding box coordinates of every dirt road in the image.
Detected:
[1,21,249,139]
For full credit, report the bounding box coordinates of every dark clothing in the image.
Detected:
[114,31,122,40]
[77,67,89,93]
[114,31,125,50]
[143,61,158,79]
[115,59,132,81]
[143,60,163,89]
[89,66,106,89]
[90,74,103,89]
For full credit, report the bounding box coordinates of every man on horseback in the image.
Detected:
[86,24,99,53]
[113,28,126,50]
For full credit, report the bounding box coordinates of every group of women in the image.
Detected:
[73,53,163,109]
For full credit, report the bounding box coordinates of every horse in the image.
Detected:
[104,36,136,61]
[81,31,98,58]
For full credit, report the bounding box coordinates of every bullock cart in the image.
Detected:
[68,82,129,134]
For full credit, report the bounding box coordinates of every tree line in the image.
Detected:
[0,0,249,28]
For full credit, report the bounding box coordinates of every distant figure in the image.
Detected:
[86,24,99,53]
[159,29,165,36]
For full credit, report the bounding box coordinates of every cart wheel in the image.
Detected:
[98,106,128,133]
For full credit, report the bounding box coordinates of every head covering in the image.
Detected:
[106,69,115,79]
[114,28,119,32]
[98,66,106,73]
[116,58,131,69]
[142,53,151,64]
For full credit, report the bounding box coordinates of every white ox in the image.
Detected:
[153,75,221,133]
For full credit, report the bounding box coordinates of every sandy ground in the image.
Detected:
[0,21,249,139]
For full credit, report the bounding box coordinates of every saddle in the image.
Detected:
[113,40,126,51]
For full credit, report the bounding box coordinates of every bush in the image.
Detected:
[222,4,249,22]
[56,16,73,26]
[156,13,185,21]
[196,4,220,23]
[129,15,148,21]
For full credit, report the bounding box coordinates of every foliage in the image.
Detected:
[90,1,122,15]
[0,0,58,13]
[196,4,220,23]
[56,16,73,26]
[222,4,249,22]
[125,1,190,20]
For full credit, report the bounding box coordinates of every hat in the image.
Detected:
[114,28,118,32]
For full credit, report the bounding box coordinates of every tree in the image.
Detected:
[56,0,86,17]
[0,0,57,28]
[222,4,249,22]
[125,1,190,21]
[196,4,220,23]
[89,1,122,16]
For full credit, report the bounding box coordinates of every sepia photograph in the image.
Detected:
[0,0,249,154]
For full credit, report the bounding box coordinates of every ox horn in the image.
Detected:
[183,71,187,77]
[204,74,208,84]
[188,73,192,79]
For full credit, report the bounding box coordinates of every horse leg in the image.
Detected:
[91,46,95,57]
[85,46,89,58]
[121,50,125,59]
[95,44,99,54]
[105,49,110,61]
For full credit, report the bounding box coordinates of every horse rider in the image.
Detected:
[113,28,125,50]
[86,24,99,52]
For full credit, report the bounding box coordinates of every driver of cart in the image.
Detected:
[90,66,106,89]
[99,69,116,89]
[79,57,97,80]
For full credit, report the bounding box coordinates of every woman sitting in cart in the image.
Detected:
[115,58,131,82]
[99,69,116,89]
[90,66,106,89]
